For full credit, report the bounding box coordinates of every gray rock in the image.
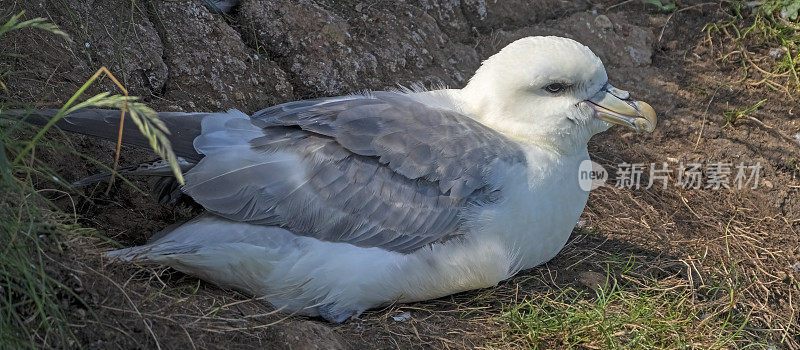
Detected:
[238,0,479,97]
[81,0,169,97]
[481,12,654,68]
[155,0,294,112]
[462,0,591,32]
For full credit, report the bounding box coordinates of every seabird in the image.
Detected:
[14,36,656,322]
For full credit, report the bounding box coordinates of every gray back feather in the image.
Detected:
[182,92,526,253]
[252,92,526,197]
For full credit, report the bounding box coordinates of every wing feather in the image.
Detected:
[182,92,525,253]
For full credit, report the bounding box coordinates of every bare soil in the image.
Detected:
[2,0,798,348]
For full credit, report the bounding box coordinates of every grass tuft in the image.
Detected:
[704,0,800,95]
[500,261,751,349]
[0,10,183,348]
[722,98,767,128]
[0,11,80,349]
[0,153,86,348]
[0,10,71,41]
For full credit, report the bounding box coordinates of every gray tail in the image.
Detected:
[2,108,206,161]
[106,242,197,261]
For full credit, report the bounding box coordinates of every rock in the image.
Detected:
[1,1,165,101]
[154,0,294,112]
[594,14,613,31]
[769,47,787,58]
[461,0,590,32]
[238,0,479,97]
[485,12,655,67]
[577,271,607,289]
[410,0,472,41]
[80,0,169,97]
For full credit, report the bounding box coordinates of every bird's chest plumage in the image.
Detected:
[466,147,590,271]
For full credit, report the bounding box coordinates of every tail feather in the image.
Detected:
[106,243,202,261]
[72,158,196,186]
[3,108,208,161]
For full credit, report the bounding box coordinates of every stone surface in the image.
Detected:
[78,0,169,98]
[238,0,480,98]
[462,0,591,32]
[480,12,655,67]
[155,0,294,112]
[1,1,162,104]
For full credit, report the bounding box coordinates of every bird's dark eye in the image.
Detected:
[543,83,567,94]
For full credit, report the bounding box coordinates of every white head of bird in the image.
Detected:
[460,36,657,154]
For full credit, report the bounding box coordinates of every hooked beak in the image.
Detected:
[586,84,657,133]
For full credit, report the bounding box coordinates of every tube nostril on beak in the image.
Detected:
[606,84,631,100]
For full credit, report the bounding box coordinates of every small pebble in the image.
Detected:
[769,47,787,58]
[594,15,613,30]
[392,311,411,322]
[577,271,606,289]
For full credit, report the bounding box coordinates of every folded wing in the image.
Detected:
[182,92,526,253]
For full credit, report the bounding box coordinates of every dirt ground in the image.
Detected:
[2,0,799,348]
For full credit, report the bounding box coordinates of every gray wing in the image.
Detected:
[181,92,526,253]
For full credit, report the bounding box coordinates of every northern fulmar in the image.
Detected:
[15,36,657,322]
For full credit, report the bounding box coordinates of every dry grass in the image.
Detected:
[496,237,752,348]
[567,183,799,348]
[704,0,800,97]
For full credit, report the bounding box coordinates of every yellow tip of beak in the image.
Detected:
[588,88,658,134]
[633,101,657,133]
